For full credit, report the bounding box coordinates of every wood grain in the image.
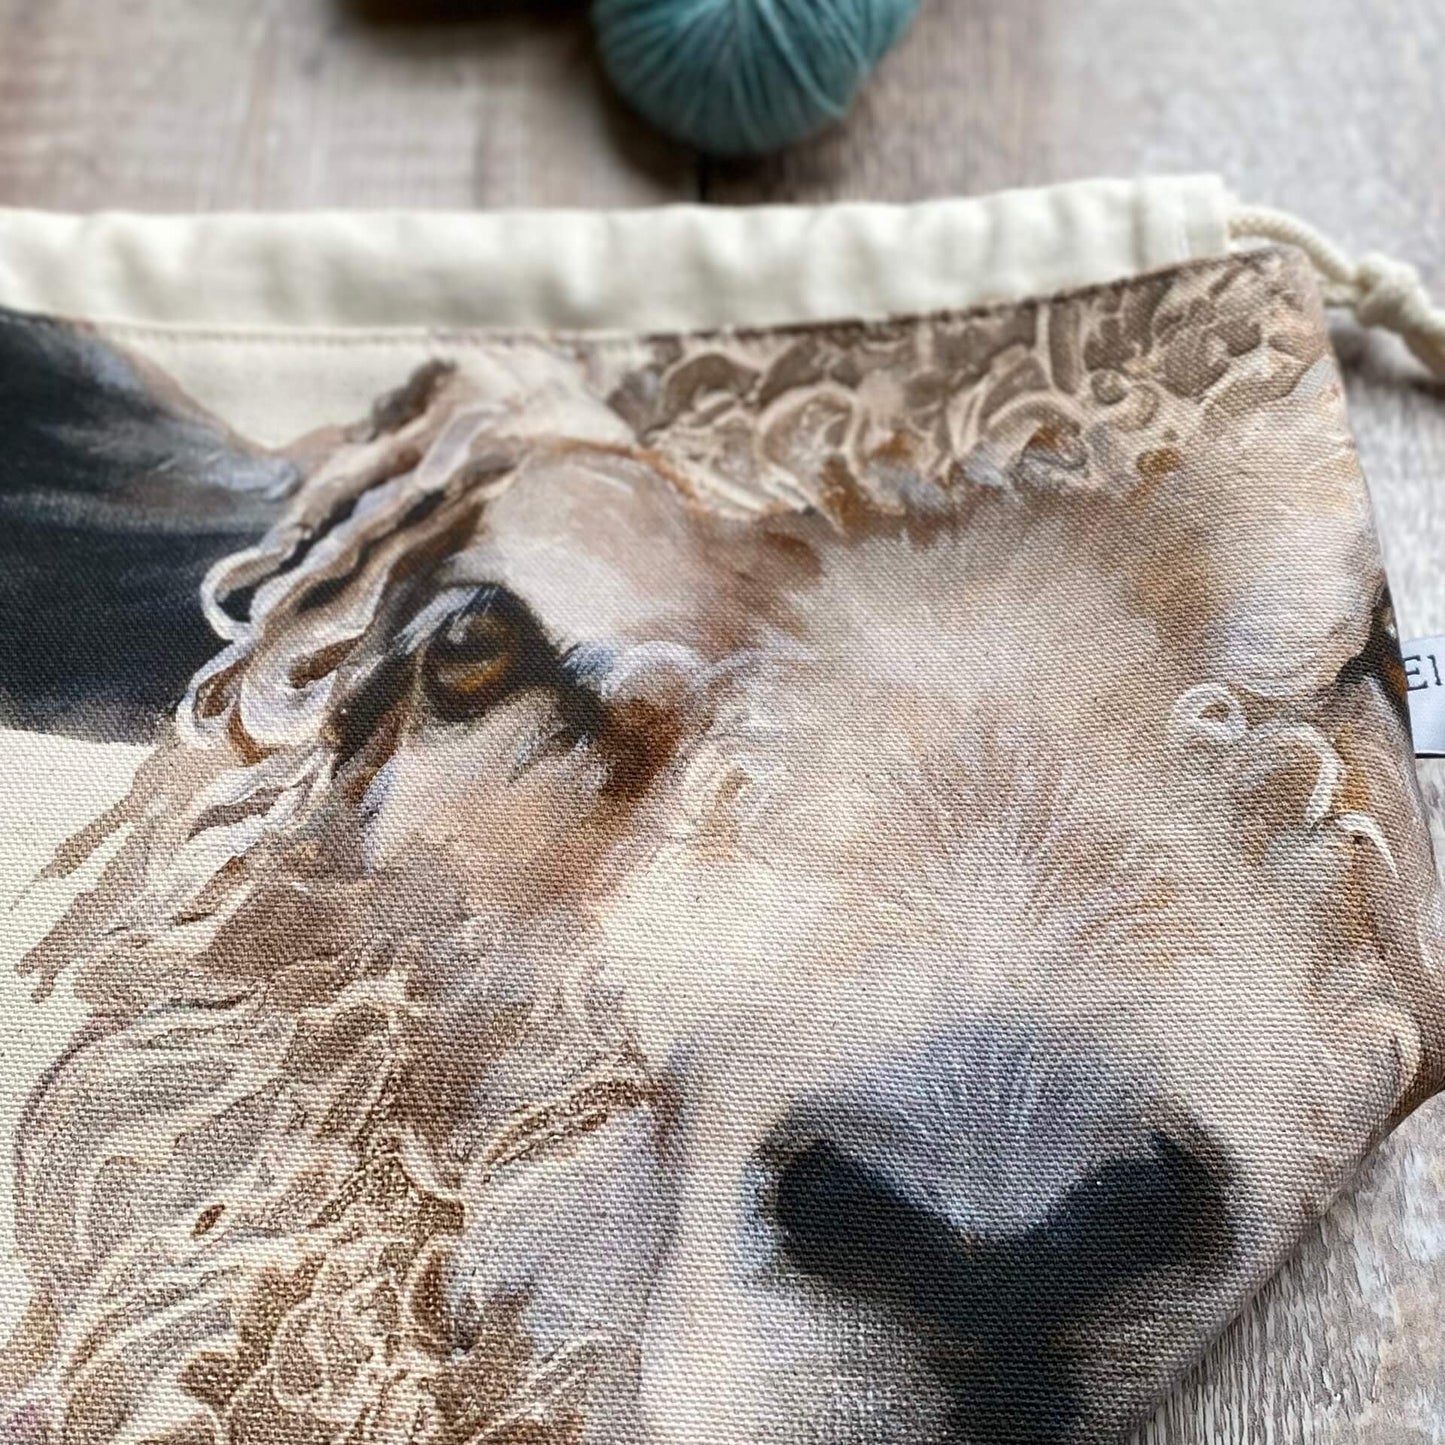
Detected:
[0,0,691,209]
[1,0,1444,1437]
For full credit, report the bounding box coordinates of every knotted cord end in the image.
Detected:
[1354,253,1445,378]
[1230,204,1445,380]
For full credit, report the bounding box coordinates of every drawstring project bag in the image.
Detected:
[0,175,1443,1444]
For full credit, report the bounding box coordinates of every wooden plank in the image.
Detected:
[0,0,693,209]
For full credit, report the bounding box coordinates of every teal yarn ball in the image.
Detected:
[593,0,920,158]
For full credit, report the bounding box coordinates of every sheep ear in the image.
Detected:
[1337,584,1411,731]
[0,309,299,743]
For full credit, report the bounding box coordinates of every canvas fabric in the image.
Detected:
[0,176,1439,1445]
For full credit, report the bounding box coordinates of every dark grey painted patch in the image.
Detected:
[0,308,295,741]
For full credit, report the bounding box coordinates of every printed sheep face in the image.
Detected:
[7,251,1442,1445]
[177,373,1422,1443]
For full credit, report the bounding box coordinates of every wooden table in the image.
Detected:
[2,1,1443,1438]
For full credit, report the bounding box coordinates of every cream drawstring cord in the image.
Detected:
[1229,204,1445,380]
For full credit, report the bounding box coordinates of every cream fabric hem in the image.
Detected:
[0,174,1230,336]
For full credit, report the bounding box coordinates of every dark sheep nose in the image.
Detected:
[773,1130,1229,1444]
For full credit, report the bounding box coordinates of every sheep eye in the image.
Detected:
[421,586,553,720]
[429,613,516,698]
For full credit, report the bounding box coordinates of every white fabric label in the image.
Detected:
[1403,635,1445,756]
